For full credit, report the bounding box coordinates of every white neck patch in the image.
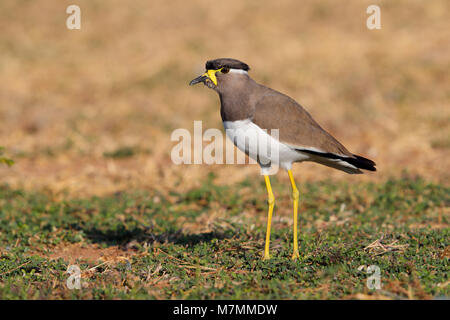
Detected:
[229,69,248,75]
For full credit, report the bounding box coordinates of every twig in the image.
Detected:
[0,261,31,276]
[364,236,408,256]
[86,261,109,272]
[157,248,218,271]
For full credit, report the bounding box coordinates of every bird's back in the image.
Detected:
[251,84,353,157]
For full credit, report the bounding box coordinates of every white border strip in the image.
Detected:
[229,69,248,75]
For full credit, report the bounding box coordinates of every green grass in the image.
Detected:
[0,176,448,299]
[0,147,14,167]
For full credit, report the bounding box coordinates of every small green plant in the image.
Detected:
[103,146,136,159]
[0,147,14,167]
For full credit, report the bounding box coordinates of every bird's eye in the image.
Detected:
[221,67,230,74]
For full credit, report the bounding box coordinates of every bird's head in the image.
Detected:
[189,58,250,91]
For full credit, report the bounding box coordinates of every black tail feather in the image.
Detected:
[346,154,376,171]
[295,149,376,172]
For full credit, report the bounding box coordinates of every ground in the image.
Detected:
[0,0,449,299]
[0,176,448,299]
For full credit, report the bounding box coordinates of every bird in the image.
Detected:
[189,58,376,260]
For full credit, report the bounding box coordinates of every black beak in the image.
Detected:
[189,75,208,86]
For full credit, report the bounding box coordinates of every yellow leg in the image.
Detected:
[288,170,300,260]
[263,175,275,260]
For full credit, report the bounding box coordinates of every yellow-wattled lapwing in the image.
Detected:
[190,58,376,260]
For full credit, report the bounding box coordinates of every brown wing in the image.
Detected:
[252,88,353,157]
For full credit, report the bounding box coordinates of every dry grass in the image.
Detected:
[0,0,449,197]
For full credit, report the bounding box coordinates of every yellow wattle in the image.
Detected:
[204,68,222,86]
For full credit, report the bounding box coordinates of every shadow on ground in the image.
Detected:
[80,224,235,248]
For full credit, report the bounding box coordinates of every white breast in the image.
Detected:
[223,119,309,174]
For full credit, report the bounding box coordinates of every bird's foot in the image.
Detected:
[291,250,300,260]
[262,252,271,260]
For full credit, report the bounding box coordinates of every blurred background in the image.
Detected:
[0,0,448,196]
